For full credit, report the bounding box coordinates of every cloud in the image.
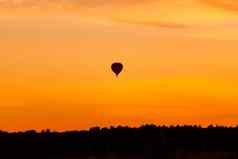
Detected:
[112,18,189,29]
[1,0,238,32]
[202,0,238,12]
[0,0,153,9]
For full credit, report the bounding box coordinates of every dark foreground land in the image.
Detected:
[1,125,238,159]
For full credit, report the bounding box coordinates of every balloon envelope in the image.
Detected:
[111,62,123,77]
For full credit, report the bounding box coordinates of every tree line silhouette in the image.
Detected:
[0,125,238,159]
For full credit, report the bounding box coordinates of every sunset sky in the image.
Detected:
[1,0,238,131]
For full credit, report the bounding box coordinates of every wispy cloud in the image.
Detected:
[0,0,152,9]
[202,0,238,12]
[112,18,189,29]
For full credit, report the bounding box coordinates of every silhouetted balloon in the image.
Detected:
[111,62,123,77]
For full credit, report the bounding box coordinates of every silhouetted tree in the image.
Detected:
[0,125,238,159]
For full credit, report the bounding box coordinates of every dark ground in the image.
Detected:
[0,125,238,159]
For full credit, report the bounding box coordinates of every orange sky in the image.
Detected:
[1,0,238,131]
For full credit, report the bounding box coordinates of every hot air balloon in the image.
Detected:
[111,62,123,77]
